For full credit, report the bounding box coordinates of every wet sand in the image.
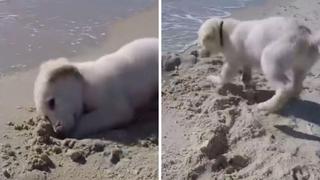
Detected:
[0,4,158,180]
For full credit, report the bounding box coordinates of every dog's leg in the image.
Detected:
[258,75,293,112]
[257,87,292,112]
[258,46,294,112]
[241,66,255,90]
[207,62,238,88]
[291,68,306,98]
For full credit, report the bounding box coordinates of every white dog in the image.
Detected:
[198,17,320,112]
[34,38,158,138]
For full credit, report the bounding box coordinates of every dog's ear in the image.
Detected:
[40,58,83,83]
[204,22,219,42]
[204,32,216,41]
[48,64,83,83]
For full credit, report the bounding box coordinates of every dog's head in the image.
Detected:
[198,18,224,57]
[34,58,84,138]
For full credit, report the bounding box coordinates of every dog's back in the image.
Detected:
[88,38,158,108]
[230,17,316,67]
[117,38,158,105]
[117,38,158,64]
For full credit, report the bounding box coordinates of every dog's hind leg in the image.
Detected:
[207,62,239,88]
[291,68,306,98]
[258,45,294,112]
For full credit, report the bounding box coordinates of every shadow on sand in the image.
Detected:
[89,110,159,145]
[274,125,320,142]
[221,83,320,141]
[83,98,159,146]
[276,99,320,142]
[281,99,320,126]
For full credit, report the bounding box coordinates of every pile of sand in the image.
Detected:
[1,108,158,180]
[162,53,320,180]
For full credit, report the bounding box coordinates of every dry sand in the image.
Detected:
[0,4,158,180]
[162,0,320,179]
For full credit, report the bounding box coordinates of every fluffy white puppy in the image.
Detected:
[34,38,158,138]
[198,17,320,112]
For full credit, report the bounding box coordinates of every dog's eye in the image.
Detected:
[47,98,55,110]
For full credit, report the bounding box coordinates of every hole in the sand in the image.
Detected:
[211,155,228,172]
[252,90,275,103]
[228,155,250,169]
[218,83,275,105]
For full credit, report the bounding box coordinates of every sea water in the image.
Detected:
[162,0,265,53]
[0,0,155,75]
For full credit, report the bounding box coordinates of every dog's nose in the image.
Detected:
[55,128,66,139]
[54,124,66,139]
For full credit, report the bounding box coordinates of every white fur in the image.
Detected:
[198,17,320,112]
[34,38,158,137]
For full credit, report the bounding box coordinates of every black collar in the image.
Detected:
[219,21,224,47]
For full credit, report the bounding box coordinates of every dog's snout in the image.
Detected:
[55,127,66,139]
[54,122,66,139]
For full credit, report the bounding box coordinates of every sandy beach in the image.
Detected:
[0,4,158,180]
[162,0,320,179]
